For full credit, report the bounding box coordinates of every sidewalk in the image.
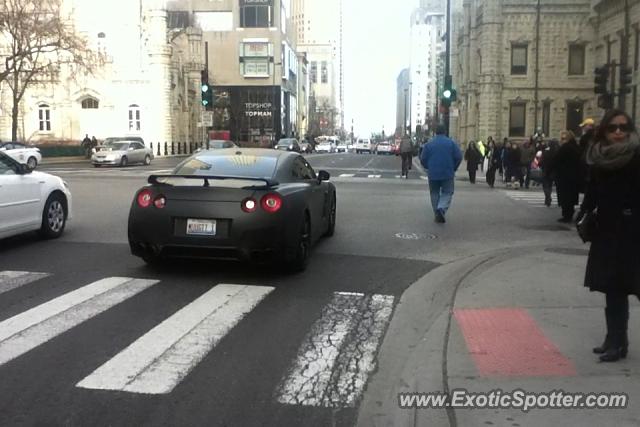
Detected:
[40,156,87,164]
[358,244,640,426]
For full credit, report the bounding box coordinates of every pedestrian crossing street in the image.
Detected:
[0,270,394,408]
[505,190,584,207]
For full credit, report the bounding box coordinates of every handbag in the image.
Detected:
[576,210,598,243]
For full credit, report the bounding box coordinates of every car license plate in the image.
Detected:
[186,219,216,236]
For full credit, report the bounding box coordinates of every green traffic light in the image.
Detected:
[202,99,209,106]
[201,84,209,92]
[443,89,452,98]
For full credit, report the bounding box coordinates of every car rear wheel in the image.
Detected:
[27,156,38,170]
[39,193,66,239]
[120,156,128,167]
[324,194,336,237]
[144,155,151,165]
[287,214,311,272]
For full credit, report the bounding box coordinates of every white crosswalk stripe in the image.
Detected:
[505,191,548,207]
[0,271,394,403]
[77,284,274,394]
[276,291,394,408]
[0,271,50,295]
[0,277,159,366]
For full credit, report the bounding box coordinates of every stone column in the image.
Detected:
[146,6,172,146]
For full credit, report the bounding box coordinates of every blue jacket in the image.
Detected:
[420,135,463,180]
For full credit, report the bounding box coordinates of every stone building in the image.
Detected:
[0,0,204,148]
[451,0,596,143]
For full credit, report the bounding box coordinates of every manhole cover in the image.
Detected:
[545,248,589,256]
[395,232,438,240]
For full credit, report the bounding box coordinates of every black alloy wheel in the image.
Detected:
[324,194,336,237]
[288,214,311,272]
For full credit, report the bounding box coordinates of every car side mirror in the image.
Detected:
[317,170,330,181]
[129,147,135,151]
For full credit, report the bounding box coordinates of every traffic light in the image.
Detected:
[200,69,213,109]
[619,65,632,95]
[594,65,609,94]
[441,75,457,108]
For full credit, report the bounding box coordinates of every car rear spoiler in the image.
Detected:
[148,174,279,189]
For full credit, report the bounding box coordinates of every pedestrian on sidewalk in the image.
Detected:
[520,138,536,189]
[539,138,559,206]
[464,140,482,184]
[505,141,522,188]
[485,139,499,188]
[477,139,486,172]
[420,124,463,223]
[550,130,581,222]
[399,135,413,178]
[579,109,640,362]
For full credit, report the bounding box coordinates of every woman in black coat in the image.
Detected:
[550,130,582,222]
[465,140,482,184]
[579,109,640,362]
[539,139,559,206]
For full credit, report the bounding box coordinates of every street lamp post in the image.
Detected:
[409,81,413,137]
[404,88,408,136]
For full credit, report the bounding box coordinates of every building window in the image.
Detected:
[568,44,585,75]
[310,61,317,84]
[240,41,271,77]
[542,101,551,137]
[511,44,528,75]
[81,97,99,109]
[509,102,526,136]
[38,104,51,131]
[321,61,328,83]
[242,59,270,77]
[128,104,141,131]
[239,1,272,28]
[566,100,584,136]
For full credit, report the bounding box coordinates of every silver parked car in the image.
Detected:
[91,141,154,167]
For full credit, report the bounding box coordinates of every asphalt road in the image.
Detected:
[0,152,578,426]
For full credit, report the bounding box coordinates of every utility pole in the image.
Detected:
[619,0,631,109]
[534,0,541,131]
[444,0,451,136]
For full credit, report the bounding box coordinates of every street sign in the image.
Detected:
[201,111,213,127]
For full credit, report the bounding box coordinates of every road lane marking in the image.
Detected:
[367,175,381,178]
[77,284,274,394]
[0,271,50,295]
[0,277,158,366]
[339,174,355,178]
[276,292,395,407]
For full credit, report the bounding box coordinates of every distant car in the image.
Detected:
[91,140,154,167]
[376,141,393,155]
[0,151,72,240]
[355,138,372,154]
[315,141,334,153]
[275,138,301,152]
[196,140,238,153]
[0,142,42,170]
[299,142,313,153]
[335,142,348,153]
[127,148,337,271]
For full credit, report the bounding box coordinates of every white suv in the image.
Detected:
[355,138,372,154]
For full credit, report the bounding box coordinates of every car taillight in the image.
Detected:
[241,197,257,213]
[260,193,282,213]
[153,195,166,209]
[137,189,153,208]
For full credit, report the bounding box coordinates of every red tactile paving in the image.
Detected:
[454,308,576,377]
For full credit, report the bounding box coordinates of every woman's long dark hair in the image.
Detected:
[594,109,636,143]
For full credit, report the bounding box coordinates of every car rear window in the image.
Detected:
[174,154,278,178]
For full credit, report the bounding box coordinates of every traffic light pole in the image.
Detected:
[444,0,451,136]
[619,0,630,109]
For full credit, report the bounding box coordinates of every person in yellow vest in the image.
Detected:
[476,140,486,171]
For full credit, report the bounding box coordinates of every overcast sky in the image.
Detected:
[343,0,418,138]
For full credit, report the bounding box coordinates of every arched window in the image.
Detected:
[81,97,99,109]
[128,104,141,131]
[38,104,51,131]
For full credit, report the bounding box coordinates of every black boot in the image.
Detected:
[600,310,628,362]
[593,308,612,354]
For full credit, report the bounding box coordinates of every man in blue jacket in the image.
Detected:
[420,125,463,223]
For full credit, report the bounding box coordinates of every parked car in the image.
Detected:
[91,140,154,167]
[335,142,348,153]
[127,148,336,271]
[0,142,42,170]
[0,152,72,240]
[275,138,301,152]
[355,138,372,154]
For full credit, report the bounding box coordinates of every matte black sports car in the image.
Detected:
[128,148,336,271]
